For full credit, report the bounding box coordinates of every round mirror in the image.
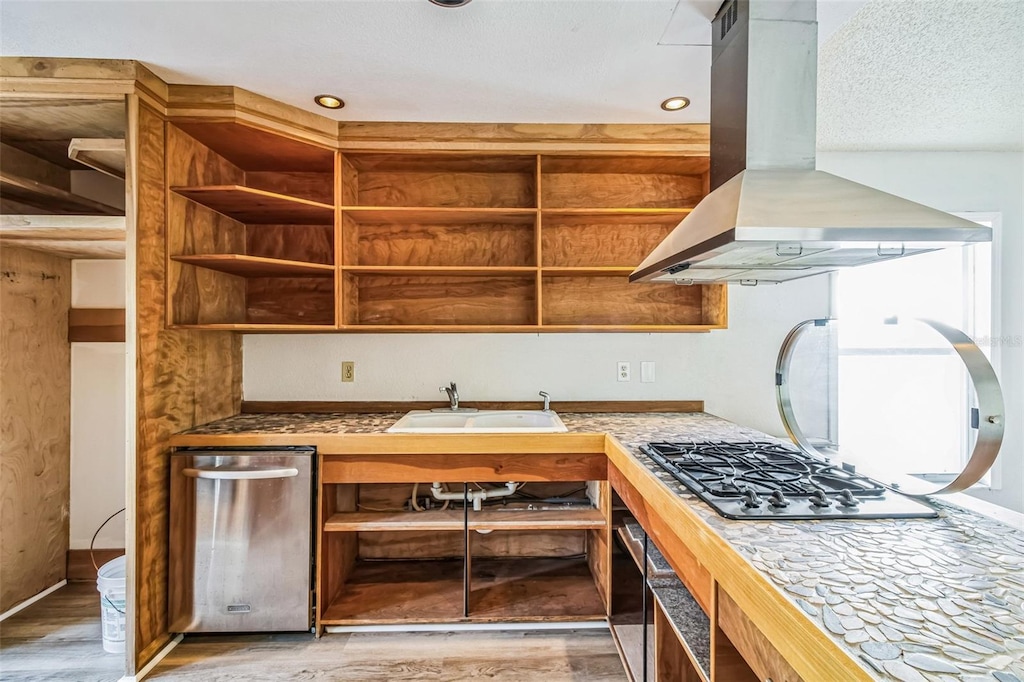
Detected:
[776,318,1004,496]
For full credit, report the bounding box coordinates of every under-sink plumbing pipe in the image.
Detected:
[431,482,518,511]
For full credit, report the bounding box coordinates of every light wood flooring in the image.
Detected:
[0,584,627,681]
[150,629,627,681]
[0,582,124,682]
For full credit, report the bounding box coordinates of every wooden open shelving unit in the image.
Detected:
[317,472,612,629]
[165,120,727,332]
[165,121,337,329]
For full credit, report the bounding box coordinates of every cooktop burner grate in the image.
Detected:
[641,440,938,520]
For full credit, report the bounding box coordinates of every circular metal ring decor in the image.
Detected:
[775,318,1004,497]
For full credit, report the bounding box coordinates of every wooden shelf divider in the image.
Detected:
[171,185,334,224]
[171,254,335,278]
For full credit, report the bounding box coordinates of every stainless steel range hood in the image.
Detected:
[630,0,991,285]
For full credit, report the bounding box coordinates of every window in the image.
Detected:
[831,213,1000,487]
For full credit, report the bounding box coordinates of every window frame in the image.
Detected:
[827,211,1003,490]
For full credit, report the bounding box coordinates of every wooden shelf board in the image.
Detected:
[538,325,719,333]
[320,557,605,625]
[344,265,537,278]
[168,323,337,331]
[338,324,543,333]
[541,208,692,222]
[540,155,710,176]
[0,215,126,260]
[541,266,636,277]
[325,507,605,532]
[610,623,655,682]
[343,153,537,174]
[469,557,606,622]
[172,121,336,172]
[171,185,334,224]
[171,254,335,278]
[320,559,466,625]
[0,171,122,216]
[342,206,536,224]
[67,138,126,179]
[334,324,717,333]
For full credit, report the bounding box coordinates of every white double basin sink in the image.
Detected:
[386,410,568,434]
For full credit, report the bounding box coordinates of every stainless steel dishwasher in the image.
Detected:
[169,447,315,633]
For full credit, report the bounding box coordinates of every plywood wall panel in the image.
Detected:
[134,103,241,670]
[0,246,71,611]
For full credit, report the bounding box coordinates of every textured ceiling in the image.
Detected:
[818,0,1024,151]
[1,0,1020,151]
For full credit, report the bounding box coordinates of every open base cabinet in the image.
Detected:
[317,456,612,629]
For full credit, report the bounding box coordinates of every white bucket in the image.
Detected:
[96,555,127,654]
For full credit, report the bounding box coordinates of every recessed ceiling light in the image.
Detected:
[429,0,472,6]
[660,97,690,112]
[314,94,344,110]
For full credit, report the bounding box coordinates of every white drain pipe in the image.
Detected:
[431,482,518,511]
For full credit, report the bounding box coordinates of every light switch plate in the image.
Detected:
[617,361,631,382]
[641,361,655,383]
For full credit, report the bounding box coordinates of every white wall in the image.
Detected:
[244,276,831,440]
[70,260,126,549]
[818,151,1023,513]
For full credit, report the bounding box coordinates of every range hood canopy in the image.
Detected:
[630,0,991,285]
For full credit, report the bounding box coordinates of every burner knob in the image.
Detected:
[768,490,790,508]
[836,489,860,508]
[741,489,763,509]
[809,488,831,508]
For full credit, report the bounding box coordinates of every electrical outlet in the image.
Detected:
[341,361,355,382]
[617,361,631,382]
[641,361,656,383]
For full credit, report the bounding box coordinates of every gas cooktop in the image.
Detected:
[641,440,938,520]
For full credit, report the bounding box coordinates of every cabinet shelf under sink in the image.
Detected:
[324,507,605,532]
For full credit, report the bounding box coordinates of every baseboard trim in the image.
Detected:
[121,633,183,682]
[325,620,610,634]
[0,580,67,622]
[67,548,126,582]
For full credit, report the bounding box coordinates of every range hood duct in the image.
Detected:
[630,0,991,285]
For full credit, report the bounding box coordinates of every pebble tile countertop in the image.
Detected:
[180,411,1024,681]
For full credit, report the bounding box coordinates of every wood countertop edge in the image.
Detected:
[168,431,609,453]
[603,435,875,682]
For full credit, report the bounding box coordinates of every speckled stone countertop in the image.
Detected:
[179,411,1024,681]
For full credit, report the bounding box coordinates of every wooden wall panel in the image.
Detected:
[133,103,241,669]
[0,246,71,612]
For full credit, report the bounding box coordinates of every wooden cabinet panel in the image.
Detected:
[348,211,535,268]
[321,453,607,484]
[543,276,708,327]
[718,589,804,682]
[343,274,536,327]
[345,153,537,209]
[540,156,709,209]
[610,463,713,614]
[541,212,680,267]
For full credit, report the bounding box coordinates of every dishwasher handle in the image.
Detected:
[182,466,300,480]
